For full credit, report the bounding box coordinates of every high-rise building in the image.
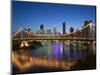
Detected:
[70,27,74,33]
[39,24,45,34]
[63,22,66,34]
[83,20,92,27]
[53,28,57,34]
[40,24,44,31]
[47,29,52,34]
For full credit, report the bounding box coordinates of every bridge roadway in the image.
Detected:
[13,36,96,41]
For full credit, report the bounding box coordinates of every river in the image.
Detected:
[28,41,92,61]
[12,41,96,74]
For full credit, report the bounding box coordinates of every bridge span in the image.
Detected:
[12,23,96,41]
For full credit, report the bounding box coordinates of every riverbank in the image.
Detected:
[12,40,42,50]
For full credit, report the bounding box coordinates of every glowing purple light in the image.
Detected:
[52,43,63,59]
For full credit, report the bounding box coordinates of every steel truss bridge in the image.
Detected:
[12,23,96,41]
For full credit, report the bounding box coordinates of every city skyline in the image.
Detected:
[12,1,96,33]
[12,1,96,74]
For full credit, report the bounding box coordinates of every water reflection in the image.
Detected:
[28,41,89,61]
[12,40,96,74]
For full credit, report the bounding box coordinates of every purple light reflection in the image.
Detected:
[52,43,63,59]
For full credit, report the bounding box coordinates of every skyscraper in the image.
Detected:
[39,24,45,34]
[53,28,57,34]
[40,24,44,31]
[70,27,74,33]
[63,22,66,34]
[47,29,52,34]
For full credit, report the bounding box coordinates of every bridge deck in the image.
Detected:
[12,38,96,41]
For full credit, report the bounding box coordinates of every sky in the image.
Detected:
[12,1,96,33]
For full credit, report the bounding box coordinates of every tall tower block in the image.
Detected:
[63,22,66,34]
